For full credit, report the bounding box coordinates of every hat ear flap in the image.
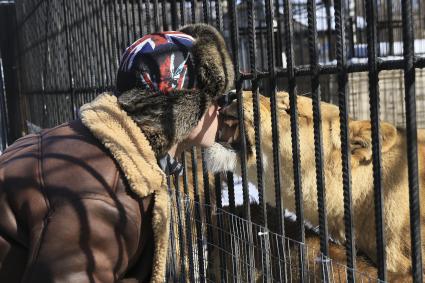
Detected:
[179,24,235,97]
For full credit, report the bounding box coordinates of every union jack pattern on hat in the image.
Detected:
[116,31,196,94]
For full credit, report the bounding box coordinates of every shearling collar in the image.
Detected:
[79,92,170,283]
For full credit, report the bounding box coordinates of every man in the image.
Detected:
[0,24,234,282]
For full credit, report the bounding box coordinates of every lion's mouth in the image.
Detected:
[204,112,241,173]
[205,106,255,173]
[216,113,255,160]
[217,113,241,151]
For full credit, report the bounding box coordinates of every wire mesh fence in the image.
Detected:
[166,186,386,283]
[0,55,7,152]
[6,0,425,282]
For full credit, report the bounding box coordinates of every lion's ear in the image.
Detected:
[276,91,290,112]
[349,121,397,167]
[275,92,312,122]
[380,122,397,152]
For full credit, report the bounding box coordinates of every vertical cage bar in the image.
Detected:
[181,153,190,193]
[123,0,131,45]
[214,0,222,32]
[62,0,75,119]
[94,0,108,89]
[0,57,8,150]
[214,174,228,283]
[86,0,97,90]
[334,0,356,281]
[185,147,197,282]
[227,0,240,212]
[89,1,103,91]
[348,17,355,60]
[202,0,209,24]
[200,149,213,249]
[153,0,160,31]
[131,0,137,40]
[226,170,240,283]
[69,0,80,92]
[41,0,50,128]
[225,175,240,283]
[189,152,206,283]
[180,0,185,27]
[167,175,179,283]
[212,11,230,280]
[190,0,196,23]
[227,172,236,211]
[264,0,286,282]
[161,0,168,31]
[365,0,387,280]
[307,0,329,282]
[145,0,152,33]
[173,171,187,282]
[264,1,288,282]
[228,1,255,282]
[112,0,122,72]
[324,0,333,62]
[386,0,394,56]
[273,0,283,67]
[247,0,266,230]
[106,0,116,88]
[281,0,306,281]
[264,0,285,240]
[170,0,178,29]
[101,0,114,86]
[402,0,423,282]
[80,0,94,92]
[116,0,126,54]
[136,0,143,36]
[247,0,270,281]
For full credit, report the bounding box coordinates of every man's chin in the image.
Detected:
[204,142,238,173]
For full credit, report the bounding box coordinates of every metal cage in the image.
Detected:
[6,0,425,282]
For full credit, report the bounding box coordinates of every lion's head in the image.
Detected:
[207,91,401,189]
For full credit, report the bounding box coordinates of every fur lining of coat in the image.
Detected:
[80,92,169,283]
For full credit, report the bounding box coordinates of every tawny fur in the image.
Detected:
[207,91,425,281]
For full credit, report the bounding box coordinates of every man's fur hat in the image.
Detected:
[116,24,234,157]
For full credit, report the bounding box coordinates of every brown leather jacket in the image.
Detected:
[0,94,171,283]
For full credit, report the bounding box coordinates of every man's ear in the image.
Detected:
[349,120,397,167]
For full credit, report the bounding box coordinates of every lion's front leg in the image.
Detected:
[385,239,412,278]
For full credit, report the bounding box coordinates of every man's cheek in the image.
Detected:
[205,118,219,146]
[209,104,219,116]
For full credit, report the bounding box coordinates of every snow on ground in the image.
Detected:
[222,175,340,242]
[221,175,259,206]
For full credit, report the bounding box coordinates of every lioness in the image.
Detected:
[206,91,425,281]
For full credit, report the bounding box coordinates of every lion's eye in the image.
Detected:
[219,109,239,120]
[351,139,369,148]
[222,114,238,120]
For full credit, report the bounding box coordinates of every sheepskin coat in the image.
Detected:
[0,93,170,283]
